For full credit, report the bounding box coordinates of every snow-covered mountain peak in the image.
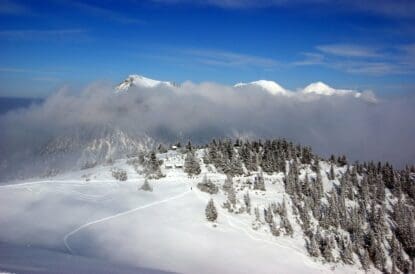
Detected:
[116,74,176,92]
[115,74,375,102]
[302,81,336,96]
[234,80,289,95]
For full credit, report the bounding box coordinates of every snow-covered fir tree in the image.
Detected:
[205,198,218,222]
[140,178,153,191]
[137,137,415,273]
[184,151,201,176]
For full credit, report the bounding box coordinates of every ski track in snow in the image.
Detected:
[63,189,191,254]
[191,185,325,271]
[2,176,327,271]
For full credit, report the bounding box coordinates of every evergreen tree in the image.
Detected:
[264,205,274,224]
[314,166,324,202]
[186,140,193,151]
[229,154,244,176]
[197,174,218,194]
[227,185,237,207]
[329,164,335,180]
[282,216,293,236]
[321,236,334,262]
[184,151,201,176]
[140,179,153,192]
[253,173,266,191]
[223,174,233,191]
[243,192,251,214]
[149,151,160,171]
[205,198,218,222]
[307,234,320,257]
[359,249,371,271]
[144,151,163,178]
[341,240,354,264]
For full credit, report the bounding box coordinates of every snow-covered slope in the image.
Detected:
[77,129,153,169]
[6,128,155,180]
[0,242,169,274]
[234,80,290,96]
[2,143,410,273]
[302,81,337,95]
[302,81,361,98]
[0,155,358,274]
[116,75,176,92]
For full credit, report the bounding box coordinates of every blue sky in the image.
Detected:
[0,0,414,97]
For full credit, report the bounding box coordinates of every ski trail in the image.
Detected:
[63,189,191,254]
[192,187,324,271]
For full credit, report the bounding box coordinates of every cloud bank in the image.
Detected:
[0,80,414,180]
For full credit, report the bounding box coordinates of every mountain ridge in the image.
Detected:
[116,74,371,101]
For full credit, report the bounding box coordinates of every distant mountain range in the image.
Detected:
[115,74,376,103]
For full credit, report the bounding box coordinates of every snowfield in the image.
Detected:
[0,151,375,274]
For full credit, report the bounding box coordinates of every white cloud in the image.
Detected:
[316,44,381,58]
[291,52,325,66]
[184,49,279,68]
[293,43,415,76]
[1,78,414,182]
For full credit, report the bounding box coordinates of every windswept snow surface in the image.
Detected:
[0,153,368,274]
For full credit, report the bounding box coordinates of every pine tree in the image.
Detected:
[227,185,237,207]
[360,249,371,270]
[307,234,320,257]
[341,240,354,264]
[282,216,293,236]
[197,174,218,194]
[145,151,163,178]
[223,174,233,191]
[264,205,274,224]
[229,154,244,176]
[243,192,251,214]
[253,173,266,191]
[112,168,128,181]
[149,151,160,171]
[205,198,218,222]
[321,236,334,262]
[186,140,193,151]
[368,232,385,271]
[140,179,153,192]
[329,164,335,180]
[184,151,201,176]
